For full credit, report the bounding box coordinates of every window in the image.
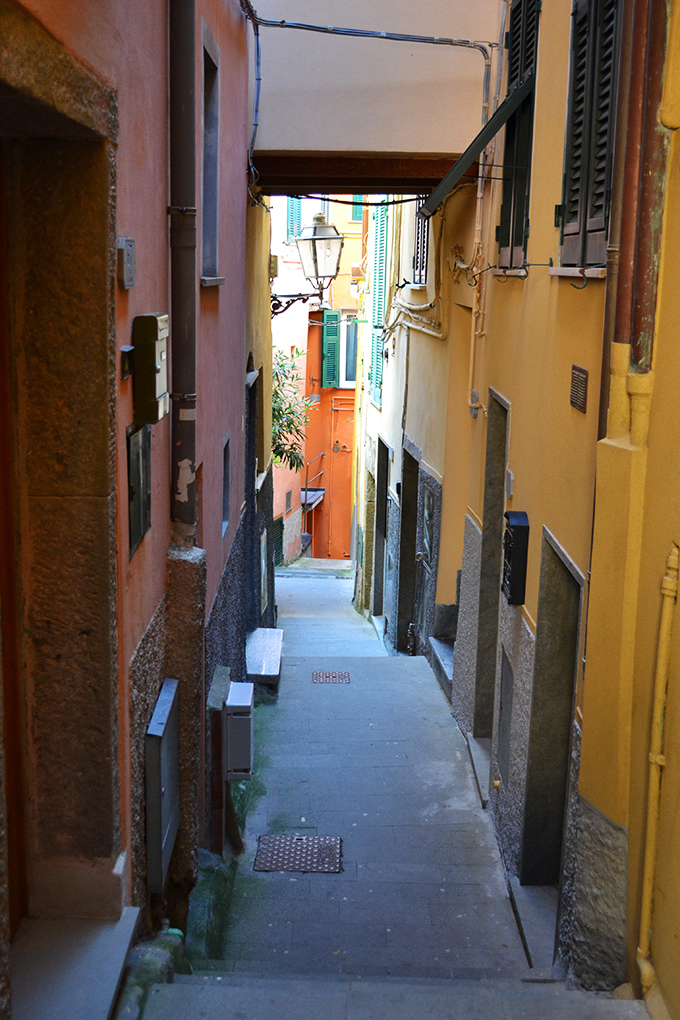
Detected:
[222,436,230,537]
[202,31,220,278]
[285,489,292,513]
[413,196,429,285]
[127,424,151,557]
[370,202,388,407]
[286,197,302,242]
[560,0,621,267]
[341,315,358,388]
[351,195,363,221]
[497,0,540,269]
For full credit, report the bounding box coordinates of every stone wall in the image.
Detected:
[451,514,482,733]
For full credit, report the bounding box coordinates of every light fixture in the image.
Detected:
[271,213,345,316]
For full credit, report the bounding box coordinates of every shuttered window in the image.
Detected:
[413,196,429,285]
[321,309,341,388]
[561,0,620,267]
[370,202,388,407]
[127,424,151,557]
[286,196,302,242]
[498,0,540,269]
[351,195,363,221]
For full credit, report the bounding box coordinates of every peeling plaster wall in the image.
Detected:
[451,514,482,733]
[283,507,302,565]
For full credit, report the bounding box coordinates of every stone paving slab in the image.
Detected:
[143,974,648,1020]
[222,654,527,979]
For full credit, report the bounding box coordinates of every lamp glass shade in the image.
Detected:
[296,215,344,286]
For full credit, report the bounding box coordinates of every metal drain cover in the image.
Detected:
[312,671,351,684]
[254,835,343,873]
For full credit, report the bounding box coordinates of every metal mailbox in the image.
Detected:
[132,313,170,424]
[222,681,254,782]
[502,510,529,606]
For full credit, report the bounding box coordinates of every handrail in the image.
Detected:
[303,452,326,535]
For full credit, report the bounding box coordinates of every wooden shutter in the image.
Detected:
[499,0,539,268]
[372,203,388,329]
[562,0,591,265]
[370,328,383,407]
[321,309,340,388]
[585,0,619,265]
[128,424,151,557]
[413,197,429,285]
[351,195,363,220]
[286,197,302,242]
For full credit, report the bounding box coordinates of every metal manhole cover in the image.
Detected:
[312,671,351,684]
[254,835,343,873]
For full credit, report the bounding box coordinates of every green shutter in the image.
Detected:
[287,197,302,242]
[370,328,383,407]
[372,203,388,330]
[321,309,340,388]
[351,195,363,220]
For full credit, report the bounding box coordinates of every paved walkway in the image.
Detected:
[222,574,526,978]
[142,573,648,1019]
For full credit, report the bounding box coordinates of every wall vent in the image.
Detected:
[570,365,588,413]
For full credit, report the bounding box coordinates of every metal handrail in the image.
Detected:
[303,452,326,534]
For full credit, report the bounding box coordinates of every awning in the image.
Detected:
[301,487,325,511]
[418,72,535,220]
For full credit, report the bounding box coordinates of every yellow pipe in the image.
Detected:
[637,544,679,995]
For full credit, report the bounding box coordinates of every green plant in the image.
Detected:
[272,347,312,471]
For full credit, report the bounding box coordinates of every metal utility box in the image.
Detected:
[145,678,180,895]
[222,681,254,782]
[132,313,170,424]
[502,510,529,606]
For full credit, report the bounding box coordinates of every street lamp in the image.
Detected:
[271,213,345,316]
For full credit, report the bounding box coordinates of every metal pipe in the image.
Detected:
[169,0,198,545]
[612,0,649,380]
[637,546,679,995]
[630,0,670,371]
[597,0,634,439]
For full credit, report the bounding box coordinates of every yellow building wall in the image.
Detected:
[435,0,601,624]
[246,201,274,469]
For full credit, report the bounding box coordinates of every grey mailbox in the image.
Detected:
[145,678,180,895]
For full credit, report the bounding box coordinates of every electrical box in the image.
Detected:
[145,678,180,895]
[222,681,254,782]
[502,510,529,606]
[117,237,136,289]
[132,313,170,424]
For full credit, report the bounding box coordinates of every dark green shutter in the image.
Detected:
[370,329,383,407]
[498,0,540,268]
[321,309,340,388]
[128,424,151,557]
[561,0,620,267]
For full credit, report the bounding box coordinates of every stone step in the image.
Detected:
[429,636,454,702]
[246,628,283,691]
[12,906,139,1020]
[142,971,647,1020]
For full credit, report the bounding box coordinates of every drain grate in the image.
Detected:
[312,670,351,684]
[254,834,343,873]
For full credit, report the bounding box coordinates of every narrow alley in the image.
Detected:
[142,573,646,1019]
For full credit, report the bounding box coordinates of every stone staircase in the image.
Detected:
[141,969,648,1020]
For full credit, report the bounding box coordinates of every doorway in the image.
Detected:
[372,438,389,617]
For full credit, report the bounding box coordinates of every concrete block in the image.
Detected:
[429,637,453,702]
[246,629,282,690]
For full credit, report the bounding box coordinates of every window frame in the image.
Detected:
[201,23,220,280]
[338,312,358,389]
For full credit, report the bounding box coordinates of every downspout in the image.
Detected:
[637,546,679,994]
[596,0,634,439]
[169,0,198,547]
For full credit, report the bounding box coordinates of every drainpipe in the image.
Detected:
[630,0,670,373]
[597,0,634,439]
[637,545,679,994]
[169,0,198,547]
